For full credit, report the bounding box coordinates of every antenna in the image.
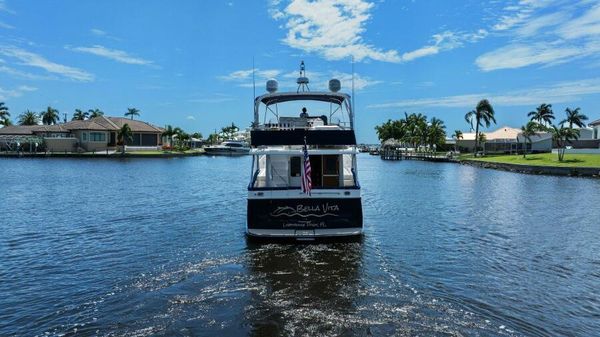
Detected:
[296,60,310,92]
[351,56,355,129]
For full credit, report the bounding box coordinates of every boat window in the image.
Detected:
[290,157,301,177]
[227,143,243,147]
[322,155,339,187]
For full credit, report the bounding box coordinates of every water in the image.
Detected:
[1,155,599,336]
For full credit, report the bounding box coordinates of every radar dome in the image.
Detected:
[266,79,278,93]
[329,79,341,92]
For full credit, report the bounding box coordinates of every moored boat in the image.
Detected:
[204,140,250,155]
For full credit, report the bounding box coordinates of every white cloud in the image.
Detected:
[90,28,107,36]
[0,85,37,101]
[0,20,14,29]
[270,0,401,62]
[0,0,15,14]
[478,1,600,71]
[220,66,380,91]
[556,3,600,39]
[0,65,53,80]
[0,46,94,81]
[218,68,282,83]
[368,78,600,109]
[492,0,555,32]
[401,30,488,62]
[475,41,600,71]
[67,45,154,66]
[186,115,195,120]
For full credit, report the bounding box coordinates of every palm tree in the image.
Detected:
[72,109,88,121]
[176,130,190,150]
[18,110,39,125]
[561,107,587,129]
[465,99,496,156]
[427,117,446,154]
[2,118,12,126]
[528,103,554,126]
[550,125,580,161]
[207,133,219,145]
[519,121,540,158]
[478,132,487,154]
[161,125,182,148]
[452,130,463,152]
[0,102,10,125]
[191,132,203,139]
[117,123,133,154]
[41,106,60,125]
[220,122,239,140]
[88,108,104,118]
[125,107,140,120]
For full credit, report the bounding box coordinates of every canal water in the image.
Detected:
[1,155,599,336]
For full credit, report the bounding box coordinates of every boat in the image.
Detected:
[204,140,250,155]
[246,62,363,240]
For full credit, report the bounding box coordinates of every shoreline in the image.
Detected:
[460,158,600,178]
[0,151,205,159]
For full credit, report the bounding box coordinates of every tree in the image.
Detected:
[117,123,133,154]
[2,118,12,126]
[0,102,10,125]
[375,118,406,143]
[528,103,554,126]
[452,130,463,152]
[519,121,540,158]
[72,109,88,121]
[41,106,60,125]
[465,99,496,156]
[220,122,239,140]
[426,117,446,153]
[207,133,220,145]
[162,125,175,148]
[191,132,203,139]
[176,130,190,150]
[550,125,579,161]
[561,107,587,129]
[125,107,140,120]
[18,110,39,125]
[88,108,104,118]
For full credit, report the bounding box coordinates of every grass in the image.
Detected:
[462,153,600,168]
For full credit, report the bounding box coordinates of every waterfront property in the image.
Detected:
[456,126,553,154]
[0,116,164,153]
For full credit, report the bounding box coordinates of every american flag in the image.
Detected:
[301,137,312,195]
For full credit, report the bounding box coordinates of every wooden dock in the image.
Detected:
[380,149,456,162]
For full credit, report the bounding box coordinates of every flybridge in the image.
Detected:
[251,63,356,146]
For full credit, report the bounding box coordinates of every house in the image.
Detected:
[0,116,164,153]
[457,126,552,154]
[590,119,600,139]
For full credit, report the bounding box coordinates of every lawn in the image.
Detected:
[463,153,600,168]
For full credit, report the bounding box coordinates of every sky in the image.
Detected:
[1,0,599,143]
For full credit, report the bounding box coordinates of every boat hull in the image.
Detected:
[247,197,363,238]
[204,148,249,155]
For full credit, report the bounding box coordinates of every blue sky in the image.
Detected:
[1,0,599,143]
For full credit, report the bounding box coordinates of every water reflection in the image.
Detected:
[244,242,364,336]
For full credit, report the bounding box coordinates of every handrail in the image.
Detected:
[247,169,260,190]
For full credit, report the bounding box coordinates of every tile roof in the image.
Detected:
[589,118,600,126]
[106,117,164,133]
[0,125,36,135]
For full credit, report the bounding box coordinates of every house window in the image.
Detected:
[82,132,87,141]
[89,132,106,142]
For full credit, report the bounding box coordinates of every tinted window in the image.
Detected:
[290,157,301,177]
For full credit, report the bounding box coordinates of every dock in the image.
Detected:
[380,149,456,162]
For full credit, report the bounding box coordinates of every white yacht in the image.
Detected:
[204,140,250,155]
[246,62,363,239]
